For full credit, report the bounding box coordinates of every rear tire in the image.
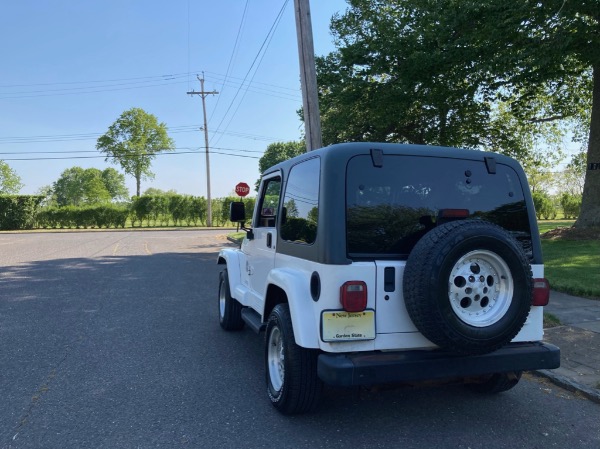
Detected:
[218,269,244,331]
[265,304,322,414]
[466,371,522,394]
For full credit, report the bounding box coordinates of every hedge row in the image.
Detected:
[129,195,255,227]
[0,194,257,230]
[37,205,129,229]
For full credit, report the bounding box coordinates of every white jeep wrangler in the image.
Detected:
[217,142,560,414]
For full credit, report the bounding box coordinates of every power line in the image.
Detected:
[1,74,189,96]
[0,126,284,145]
[204,70,299,93]
[213,2,290,147]
[0,80,189,100]
[0,70,300,102]
[0,69,299,94]
[208,0,250,125]
[209,0,291,146]
[0,147,261,161]
[0,73,190,89]
[0,146,264,156]
[0,78,299,102]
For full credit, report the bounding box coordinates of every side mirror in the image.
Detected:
[229,202,246,222]
[229,201,254,240]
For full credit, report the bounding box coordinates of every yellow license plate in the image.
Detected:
[321,310,375,342]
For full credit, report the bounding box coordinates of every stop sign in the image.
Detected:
[235,182,250,197]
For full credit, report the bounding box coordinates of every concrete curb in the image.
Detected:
[532,369,600,404]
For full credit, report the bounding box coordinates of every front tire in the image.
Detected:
[265,304,322,414]
[218,269,244,331]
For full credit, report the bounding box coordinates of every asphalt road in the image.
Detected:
[1,230,599,449]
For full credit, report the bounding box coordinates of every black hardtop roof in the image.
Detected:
[263,142,521,176]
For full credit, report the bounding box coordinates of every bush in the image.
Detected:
[0,195,44,230]
[131,196,152,226]
[560,193,581,219]
[532,191,557,220]
[168,195,186,225]
[191,197,207,226]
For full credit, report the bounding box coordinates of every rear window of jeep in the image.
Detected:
[346,155,531,259]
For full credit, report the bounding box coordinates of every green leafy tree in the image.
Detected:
[440,0,599,227]
[532,191,558,220]
[560,151,587,196]
[284,199,299,218]
[101,167,129,201]
[96,108,175,197]
[560,193,581,219]
[318,0,599,227]
[307,206,318,224]
[52,167,127,206]
[256,141,305,190]
[143,187,178,196]
[53,167,107,206]
[0,160,23,194]
[316,1,492,147]
[36,185,56,207]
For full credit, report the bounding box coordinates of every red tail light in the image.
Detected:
[340,281,367,312]
[532,278,550,306]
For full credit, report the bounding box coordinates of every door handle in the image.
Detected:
[266,232,272,248]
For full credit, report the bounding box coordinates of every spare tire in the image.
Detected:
[403,219,532,355]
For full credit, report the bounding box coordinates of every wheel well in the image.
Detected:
[264,285,288,319]
[217,256,226,265]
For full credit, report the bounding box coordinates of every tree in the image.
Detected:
[317,0,599,227]
[443,0,599,227]
[255,141,305,190]
[316,1,497,148]
[52,167,128,206]
[36,185,56,207]
[0,160,23,194]
[96,108,175,197]
[560,151,587,197]
[143,187,178,196]
[284,198,299,218]
[101,167,129,201]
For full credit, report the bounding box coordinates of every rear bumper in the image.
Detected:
[317,342,560,387]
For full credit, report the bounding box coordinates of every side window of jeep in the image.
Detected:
[255,177,281,228]
[280,157,320,244]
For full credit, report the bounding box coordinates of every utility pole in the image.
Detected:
[294,0,323,152]
[187,74,218,226]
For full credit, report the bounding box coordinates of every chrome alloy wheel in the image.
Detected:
[267,326,285,392]
[448,249,514,327]
[219,278,226,319]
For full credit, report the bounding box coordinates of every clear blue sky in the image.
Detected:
[0,0,348,198]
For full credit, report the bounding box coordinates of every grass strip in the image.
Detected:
[541,238,600,298]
